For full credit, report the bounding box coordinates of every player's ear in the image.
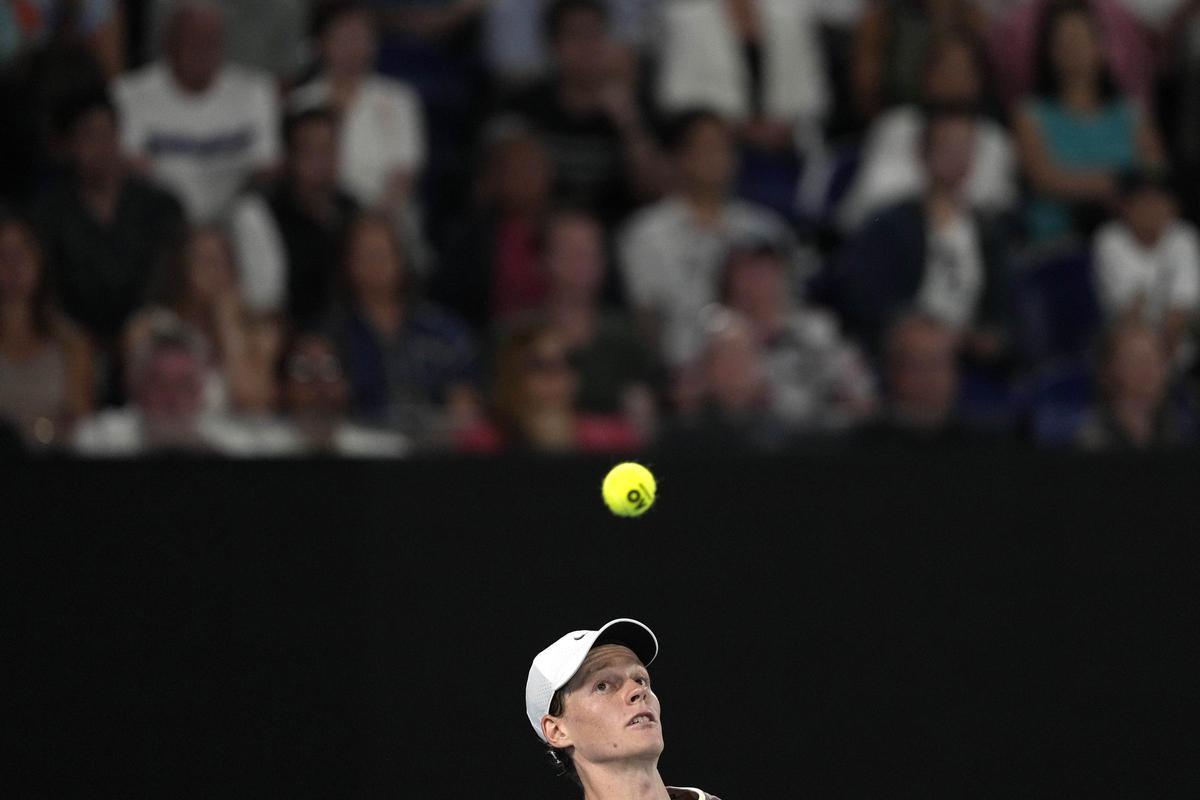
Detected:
[542,715,572,749]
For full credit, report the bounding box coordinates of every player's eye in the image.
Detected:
[595,681,608,692]
[635,676,648,686]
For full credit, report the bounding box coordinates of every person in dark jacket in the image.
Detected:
[839,106,1009,357]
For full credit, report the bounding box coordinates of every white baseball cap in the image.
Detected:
[525,618,659,742]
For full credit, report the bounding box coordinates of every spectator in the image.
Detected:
[326,214,481,436]
[146,0,313,83]
[838,30,1017,232]
[839,108,1009,354]
[0,212,93,448]
[114,0,281,223]
[1156,0,1200,221]
[501,0,660,221]
[74,318,211,455]
[618,109,796,371]
[433,121,555,329]
[859,312,984,446]
[851,0,990,123]
[77,314,298,456]
[291,1,427,217]
[719,237,877,431]
[1093,169,1200,365]
[128,226,282,415]
[278,332,409,456]
[457,318,640,453]
[989,0,1156,113]
[1013,1,1164,244]
[538,208,658,435]
[482,0,658,87]
[1076,320,1192,449]
[35,90,186,350]
[0,0,124,77]
[659,306,790,453]
[655,0,830,153]
[231,108,360,327]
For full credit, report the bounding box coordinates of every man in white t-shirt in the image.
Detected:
[113,1,281,223]
[1093,169,1200,363]
[618,109,797,369]
[527,618,721,800]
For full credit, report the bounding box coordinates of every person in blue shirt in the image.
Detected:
[1013,1,1164,244]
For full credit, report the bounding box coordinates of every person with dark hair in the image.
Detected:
[500,0,661,221]
[1013,1,1164,243]
[537,208,658,435]
[858,311,989,447]
[617,109,796,374]
[851,0,991,123]
[526,618,721,799]
[840,108,1009,355]
[277,332,409,456]
[0,212,93,449]
[231,107,360,328]
[291,1,426,218]
[326,214,481,440]
[126,226,283,416]
[989,0,1155,112]
[34,90,185,350]
[114,1,281,223]
[838,29,1017,232]
[1075,320,1193,450]
[457,318,640,454]
[1092,168,1200,366]
[432,121,556,330]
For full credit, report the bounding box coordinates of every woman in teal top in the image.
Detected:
[1014,2,1163,244]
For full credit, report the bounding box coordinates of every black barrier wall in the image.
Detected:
[7,454,1200,797]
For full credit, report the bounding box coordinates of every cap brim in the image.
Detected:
[590,618,658,670]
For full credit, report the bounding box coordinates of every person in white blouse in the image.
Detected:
[290,1,427,214]
[838,31,1016,233]
[1093,169,1200,365]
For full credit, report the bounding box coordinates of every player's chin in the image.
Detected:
[625,723,664,746]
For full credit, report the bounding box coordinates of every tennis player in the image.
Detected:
[526,618,720,800]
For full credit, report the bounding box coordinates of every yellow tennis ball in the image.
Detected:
[602,462,657,517]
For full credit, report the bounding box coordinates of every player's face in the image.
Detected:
[556,645,664,767]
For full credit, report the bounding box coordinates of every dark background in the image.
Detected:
[6,453,1200,798]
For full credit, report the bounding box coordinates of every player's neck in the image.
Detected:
[577,759,669,800]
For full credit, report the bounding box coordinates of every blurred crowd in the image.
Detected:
[3,0,1200,457]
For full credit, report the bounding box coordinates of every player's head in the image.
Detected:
[527,619,661,786]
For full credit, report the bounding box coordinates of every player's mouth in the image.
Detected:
[627,712,657,727]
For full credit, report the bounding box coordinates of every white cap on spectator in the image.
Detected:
[525,618,658,742]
